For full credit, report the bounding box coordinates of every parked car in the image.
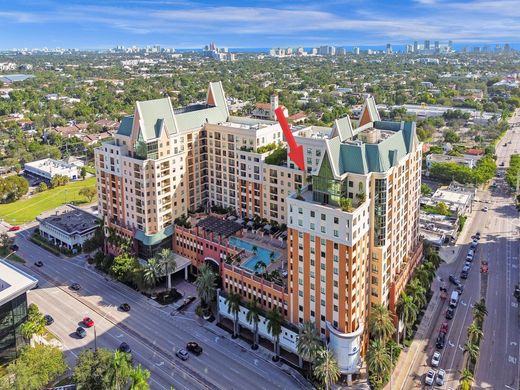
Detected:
[436,332,446,349]
[475,231,481,239]
[176,349,189,361]
[119,303,131,312]
[118,342,131,353]
[76,327,87,338]
[425,369,436,386]
[460,269,468,279]
[186,342,203,355]
[82,317,94,327]
[70,283,81,291]
[445,307,455,320]
[448,275,460,285]
[431,351,441,367]
[10,244,19,251]
[456,284,464,294]
[436,369,446,386]
[440,322,449,334]
[483,207,489,212]
[34,261,44,267]
[8,226,20,232]
[44,314,54,325]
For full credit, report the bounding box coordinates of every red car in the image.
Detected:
[440,322,449,334]
[8,226,20,231]
[82,317,94,328]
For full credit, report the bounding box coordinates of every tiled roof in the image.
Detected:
[255,102,271,110]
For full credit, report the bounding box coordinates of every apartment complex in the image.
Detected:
[95,82,304,257]
[285,102,422,373]
[95,85,423,374]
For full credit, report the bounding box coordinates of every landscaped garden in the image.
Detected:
[0,177,97,224]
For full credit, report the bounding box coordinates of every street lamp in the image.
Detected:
[94,325,97,351]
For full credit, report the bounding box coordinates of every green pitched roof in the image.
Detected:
[117,115,134,136]
[134,225,173,246]
[322,120,417,177]
[137,97,177,140]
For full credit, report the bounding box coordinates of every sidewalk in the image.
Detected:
[385,193,480,389]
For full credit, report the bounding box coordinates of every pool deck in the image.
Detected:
[237,232,287,273]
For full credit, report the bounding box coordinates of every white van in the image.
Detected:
[450,291,459,308]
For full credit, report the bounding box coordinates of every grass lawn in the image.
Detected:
[0,177,97,224]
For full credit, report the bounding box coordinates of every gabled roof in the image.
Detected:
[359,95,381,126]
[331,116,356,141]
[117,81,229,141]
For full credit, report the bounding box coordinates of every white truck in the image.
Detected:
[450,291,459,307]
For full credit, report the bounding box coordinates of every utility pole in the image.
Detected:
[94,325,97,351]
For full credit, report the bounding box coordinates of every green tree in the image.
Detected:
[459,368,474,389]
[246,299,261,349]
[435,201,450,216]
[368,304,395,343]
[37,181,48,193]
[195,263,217,308]
[108,350,133,390]
[4,345,67,390]
[79,186,97,202]
[472,298,488,325]
[142,258,161,294]
[464,340,480,362]
[396,291,417,343]
[0,232,11,254]
[366,339,392,382]
[420,183,432,196]
[158,248,176,290]
[20,303,46,340]
[80,166,87,180]
[297,321,322,376]
[74,348,114,389]
[444,129,460,143]
[313,346,341,390]
[129,364,151,390]
[266,307,283,361]
[225,292,242,339]
[467,321,484,343]
[110,253,138,283]
[406,278,427,308]
[340,197,353,212]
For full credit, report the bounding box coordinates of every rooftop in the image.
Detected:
[196,216,242,238]
[37,205,99,234]
[24,158,77,171]
[0,259,38,306]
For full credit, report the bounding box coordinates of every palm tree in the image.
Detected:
[251,245,258,255]
[415,265,433,287]
[195,263,217,308]
[464,341,480,362]
[225,292,242,339]
[366,339,392,378]
[269,251,276,263]
[368,304,395,343]
[254,260,267,275]
[129,364,151,390]
[142,257,161,295]
[472,299,488,325]
[397,291,418,343]
[467,321,484,343]
[406,278,427,308]
[459,368,474,389]
[313,346,341,390]
[109,350,133,390]
[246,299,260,349]
[266,307,283,361]
[297,321,322,375]
[158,248,177,290]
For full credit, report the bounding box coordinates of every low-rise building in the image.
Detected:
[0,259,38,364]
[425,153,482,170]
[37,205,99,252]
[24,158,81,181]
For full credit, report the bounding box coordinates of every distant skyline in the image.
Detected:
[1,0,519,50]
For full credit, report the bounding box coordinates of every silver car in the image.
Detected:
[176,349,189,361]
[425,369,435,386]
[436,369,446,386]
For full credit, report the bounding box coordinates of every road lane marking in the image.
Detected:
[508,356,517,364]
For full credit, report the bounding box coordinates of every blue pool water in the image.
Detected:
[228,237,280,271]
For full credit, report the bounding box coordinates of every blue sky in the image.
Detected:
[0,0,519,49]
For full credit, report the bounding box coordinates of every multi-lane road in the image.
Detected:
[402,109,520,389]
[11,228,308,390]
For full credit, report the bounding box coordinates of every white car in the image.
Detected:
[431,351,441,367]
[436,369,446,386]
[483,206,489,212]
[425,369,436,386]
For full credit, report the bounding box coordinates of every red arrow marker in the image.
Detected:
[275,107,305,171]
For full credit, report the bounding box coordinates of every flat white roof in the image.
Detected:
[0,259,38,306]
[432,189,472,205]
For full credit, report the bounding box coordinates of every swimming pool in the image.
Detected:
[228,237,280,271]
